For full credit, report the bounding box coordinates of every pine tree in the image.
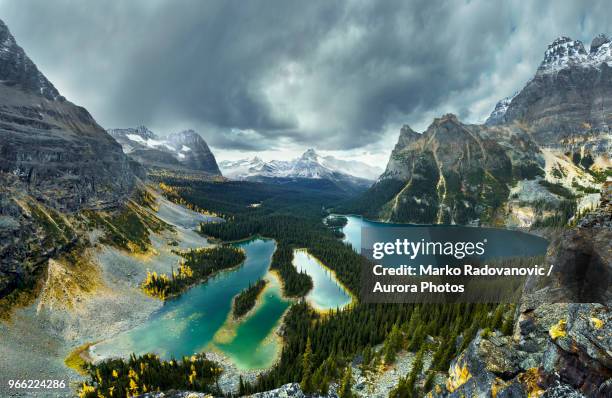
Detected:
[424,370,436,392]
[300,337,313,392]
[491,304,504,330]
[501,305,515,336]
[406,347,425,393]
[384,323,402,364]
[238,375,245,396]
[338,366,353,398]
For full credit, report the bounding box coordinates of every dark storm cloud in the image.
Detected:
[1,0,611,151]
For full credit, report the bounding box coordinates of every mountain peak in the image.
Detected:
[538,36,587,74]
[396,124,420,149]
[400,124,417,135]
[537,34,612,75]
[167,129,205,146]
[301,148,319,161]
[486,33,612,148]
[432,113,461,127]
[132,125,156,139]
[0,18,62,101]
[590,33,610,54]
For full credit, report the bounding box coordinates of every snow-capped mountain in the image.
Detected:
[219,149,375,192]
[537,35,612,74]
[108,126,221,175]
[220,149,376,180]
[317,153,383,180]
[485,33,612,158]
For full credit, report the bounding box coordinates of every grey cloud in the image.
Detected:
[1,0,610,151]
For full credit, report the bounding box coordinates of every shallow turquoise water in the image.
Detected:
[292,250,352,311]
[92,238,289,370]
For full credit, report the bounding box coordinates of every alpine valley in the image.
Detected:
[0,14,610,398]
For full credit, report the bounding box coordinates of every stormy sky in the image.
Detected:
[1,0,610,164]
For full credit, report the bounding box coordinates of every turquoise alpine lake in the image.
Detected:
[91,238,290,370]
[292,249,352,311]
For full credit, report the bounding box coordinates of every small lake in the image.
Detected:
[292,249,352,311]
[91,238,290,370]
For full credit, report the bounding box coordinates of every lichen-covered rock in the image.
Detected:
[247,383,306,397]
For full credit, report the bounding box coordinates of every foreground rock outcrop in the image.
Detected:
[428,186,612,397]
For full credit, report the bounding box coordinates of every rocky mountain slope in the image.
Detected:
[220,149,374,193]
[354,117,544,225]
[355,34,612,226]
[108,126,221,176]
[486,34,612,159]
[0,18,141,302]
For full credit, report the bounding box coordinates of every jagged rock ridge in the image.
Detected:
[108,126,221,176]
[486,34,612,158]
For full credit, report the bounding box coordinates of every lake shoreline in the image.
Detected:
[292,248,356,314]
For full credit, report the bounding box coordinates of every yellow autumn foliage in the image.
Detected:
[549,319,567,340]
[446,362,472,393]
[590,317,604,329]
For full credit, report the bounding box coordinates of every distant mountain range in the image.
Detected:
[219,149,377,193]
[351,34,612,226]
[108,126,221,176]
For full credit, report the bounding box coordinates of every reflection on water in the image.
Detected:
[292,249,352,311]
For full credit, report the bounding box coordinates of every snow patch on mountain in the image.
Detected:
[108,126,221,175]
[219,149,379,181]
[485,92,518,125]
[487,34,612,125]
[538,34,612,75]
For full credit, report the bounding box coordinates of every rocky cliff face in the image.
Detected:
[363,115,542,224]
[0,18,139,301]
[0,19,139,211]
[486,34,612,158]
[108,126,221,176]
[0,20,62,101]
[166,129,221,175]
